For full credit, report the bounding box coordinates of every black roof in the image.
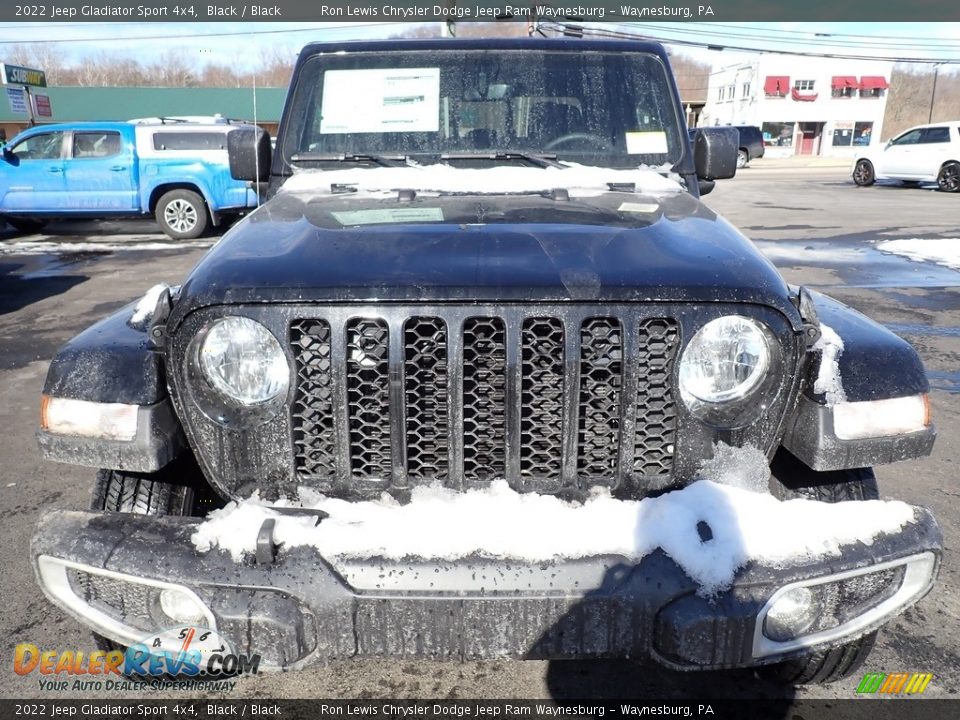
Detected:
[297,37,670,63]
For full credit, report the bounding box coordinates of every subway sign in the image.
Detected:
[0,64,46,88]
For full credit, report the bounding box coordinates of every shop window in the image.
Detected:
[761,121,794,147]
[853,122,873,146]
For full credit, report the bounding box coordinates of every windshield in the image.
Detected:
[282,49,685,171]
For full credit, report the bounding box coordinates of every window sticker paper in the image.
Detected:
[626,131,668,154]
[320,68,441,135]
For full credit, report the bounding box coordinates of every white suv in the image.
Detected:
[853,122,960,193]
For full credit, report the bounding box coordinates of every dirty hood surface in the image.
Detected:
[175,170,797,325]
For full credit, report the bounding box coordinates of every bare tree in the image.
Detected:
[884,63,959,140]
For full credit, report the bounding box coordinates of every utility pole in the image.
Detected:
[928,63,944,124]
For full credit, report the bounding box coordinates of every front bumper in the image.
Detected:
[32,507,941,672]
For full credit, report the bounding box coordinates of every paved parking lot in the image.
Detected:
[1,165,958,701]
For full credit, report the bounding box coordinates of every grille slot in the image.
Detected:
[291,319,336,485]
[577,318,623,481]
[404,317,449,482]
[462,317,507,482]
[346,318,391,481]
[634,319,679,475]
[520,318,565,482]
[290,309,679,495]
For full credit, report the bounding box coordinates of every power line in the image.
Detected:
[543,23,960,65]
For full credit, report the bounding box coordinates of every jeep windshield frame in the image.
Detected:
[278,46,688,175]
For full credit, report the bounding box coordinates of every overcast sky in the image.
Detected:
[0,21,956,73]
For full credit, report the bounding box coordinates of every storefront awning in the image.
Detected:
[791,88,819,102]
[764,76,789,95]
[831,76,858,89]
[859,76,890,90]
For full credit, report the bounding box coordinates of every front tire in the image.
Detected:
[761,450,880,684]
[853,159,875,186]
[937,161,960,193]
[155,189,209,240]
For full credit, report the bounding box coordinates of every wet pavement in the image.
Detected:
[1,168,959,700]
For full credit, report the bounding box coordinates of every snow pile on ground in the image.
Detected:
[192,476,915,595]
[281,163,682,198]
[876,238,960,272]
[0,240,213,255]
[813,323,846,405]
[129,283,170,325]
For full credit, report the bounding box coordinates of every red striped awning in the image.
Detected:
[791,88,818,102]
[859,76,890,90]
[764,76,789,95]
[832,76,858,89]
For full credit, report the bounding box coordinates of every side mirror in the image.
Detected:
[228,126,271,183]
[692,127,738,187]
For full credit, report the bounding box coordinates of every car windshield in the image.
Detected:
[281,48,685,171]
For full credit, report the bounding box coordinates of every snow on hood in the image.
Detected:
[813,322,846,406]
[280,162,683,198]
[191,477,915,595]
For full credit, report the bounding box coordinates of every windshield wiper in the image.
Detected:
[288,152,408,167]
[440,152,562,169]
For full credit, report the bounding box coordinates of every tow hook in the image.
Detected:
[255,508,329,565]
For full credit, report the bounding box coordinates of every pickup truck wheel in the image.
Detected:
[736,149,748,168]
[853,160,875,186]
[155,189,208,240]
[760,450,880,684]
[3,217,48,235]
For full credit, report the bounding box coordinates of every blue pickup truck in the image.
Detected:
[0,120,260,239]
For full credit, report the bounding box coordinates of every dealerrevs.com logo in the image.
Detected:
[14,626,260,692]
[856,672,934,695]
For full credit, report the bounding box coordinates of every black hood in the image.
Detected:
[173,189,800,329]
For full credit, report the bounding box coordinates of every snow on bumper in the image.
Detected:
[31,486,941,671]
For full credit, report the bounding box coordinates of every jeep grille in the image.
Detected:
[289,310,679,493]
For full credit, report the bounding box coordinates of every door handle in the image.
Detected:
[48,167,64,173]
[110,166,126,171]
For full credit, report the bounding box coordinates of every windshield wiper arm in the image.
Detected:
[288,152,408,167]
[440,152,561,169]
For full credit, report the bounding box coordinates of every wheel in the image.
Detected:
[760,449,880,684]
[937,161,960,193]
[155,189,208,240]
[543,133,613,151]
[89,457,219,656]
[853,160,875,186]
[3,217,47,235]
[736,149,748,168]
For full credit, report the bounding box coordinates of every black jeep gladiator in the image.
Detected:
[33,38,940,684]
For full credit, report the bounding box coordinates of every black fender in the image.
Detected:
[43,302,167,404]
[39,303,187,472]
[781,290,934,472]
[803,290,928,402]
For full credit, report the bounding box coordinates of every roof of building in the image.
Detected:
[0,86,285,124]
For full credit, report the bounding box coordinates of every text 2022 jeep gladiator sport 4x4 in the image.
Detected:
[32,38,941,684]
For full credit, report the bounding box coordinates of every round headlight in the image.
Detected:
[679,316,770,404]
[199,317,288,405]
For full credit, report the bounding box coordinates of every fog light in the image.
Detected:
[159,588,207,624]
[764,587,821,642]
